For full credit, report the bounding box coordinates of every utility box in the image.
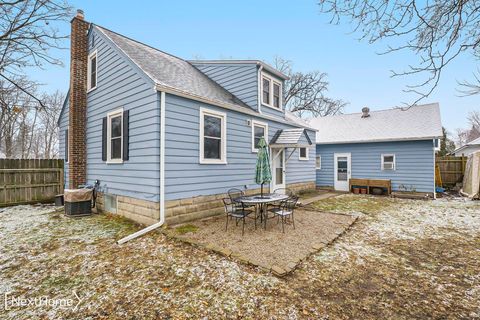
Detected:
[64,189,93,216]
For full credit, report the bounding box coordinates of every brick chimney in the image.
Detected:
[68,9,89,188]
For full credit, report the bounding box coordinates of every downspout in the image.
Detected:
[117,91,166,244]
[257,64,263,114]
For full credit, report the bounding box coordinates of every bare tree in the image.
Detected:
[455,128,470,147]
[318,0,480,105]
[0,77,63,158]
[38,90,64,158]
[468,110,480,130]
[0,77,37,157]
[274,57,346,118]
[455,110,480,146]
[458,69,480,96]
[0,0,72,107]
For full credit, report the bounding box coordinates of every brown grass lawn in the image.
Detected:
[1,195,479,319]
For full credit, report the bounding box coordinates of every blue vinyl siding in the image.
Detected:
[316,140,435,193]
[261,105,285,120]
[85,28,160,201]
[192,63,259,111]
[164,94,315,200]
[58,99,69,188]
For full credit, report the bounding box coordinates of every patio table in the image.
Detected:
[236,193,289,230]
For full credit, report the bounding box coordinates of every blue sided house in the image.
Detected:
[309,104,443,197]
[58,11,316,226]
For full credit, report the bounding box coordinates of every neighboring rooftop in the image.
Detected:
[464,137,480,146]
[309,103,443,144]
[454,136,480,153]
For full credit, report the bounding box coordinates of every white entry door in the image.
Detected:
[334,153,351,191]
[271,148,286,193]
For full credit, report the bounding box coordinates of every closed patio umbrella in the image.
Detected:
[255,137,272,198]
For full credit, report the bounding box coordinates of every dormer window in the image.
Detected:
[87,50,97,91]
[262,77,270,105]
[261,73,282,109]
[273,82,281,108]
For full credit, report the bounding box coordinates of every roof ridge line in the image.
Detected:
[314,103,439,119]
[94,24,188,65]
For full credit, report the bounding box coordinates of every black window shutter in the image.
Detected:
[122,110,129,161]
[65,129,68,162]
[102,117,107,161]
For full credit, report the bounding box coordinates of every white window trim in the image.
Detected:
[261,72,282,110]
[299,147,309,161]
[251,120,268,153]
[381,153,395,171]
[106,108,123,164]
[272,80,282,109]
[261,75,271,107]
[316,155,321,169]
[87,50,98,92]
[199,107,227,164]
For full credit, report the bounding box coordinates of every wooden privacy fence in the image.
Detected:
[0,159,64,207]
[436,156,467,187]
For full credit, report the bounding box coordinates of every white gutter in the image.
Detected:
[117,91,166,244]
[153,84,314,130]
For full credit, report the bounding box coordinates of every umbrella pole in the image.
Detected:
[261,183,263,198]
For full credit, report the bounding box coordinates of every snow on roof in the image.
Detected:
[466,137,480,146]
[454,136,480,153]
[309,103,443,144]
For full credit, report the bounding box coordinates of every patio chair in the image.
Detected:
[227,188,244,203]
[268,196,299,233]
[228,187,256,211]
[222,198,253,236]
[273,188,295,197]
[272,187,297,209]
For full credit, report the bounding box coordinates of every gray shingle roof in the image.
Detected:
[95,26,248,109]
[466,137,480,146]
[309,103,443,144]
[454,137,480,153]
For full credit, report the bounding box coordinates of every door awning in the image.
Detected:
[269,128,313,148]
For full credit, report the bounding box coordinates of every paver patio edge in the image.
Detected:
[161,213,359,278]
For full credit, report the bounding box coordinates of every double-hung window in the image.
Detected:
[87,50,97,91]
[381,154,395,170]
[200,108,227,164]
[273,82,281,108]
[262,77,271,105]
[261,73,282,109]
[107,109,123,163]
[299,147,309,160]
[251,120,268,152]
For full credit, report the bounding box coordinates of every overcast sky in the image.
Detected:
[31,0,479,135]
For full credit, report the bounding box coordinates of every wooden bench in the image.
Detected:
[349,178,392,195]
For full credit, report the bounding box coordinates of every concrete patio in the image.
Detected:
[164,204,357,276]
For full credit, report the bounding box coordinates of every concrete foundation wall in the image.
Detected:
[95,181,315,226]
